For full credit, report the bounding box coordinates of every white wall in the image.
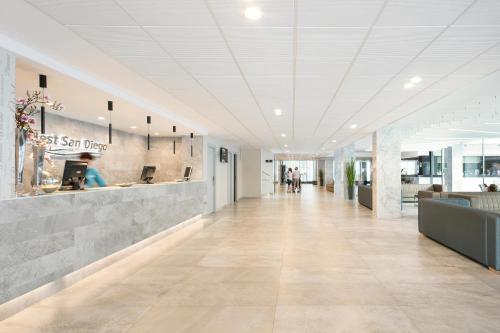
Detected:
[241,149,274,197]
[203,136,242,212]
[241,148,261,198]
[261,150,274,195]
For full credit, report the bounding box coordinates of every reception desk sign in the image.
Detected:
[37,133,108,153]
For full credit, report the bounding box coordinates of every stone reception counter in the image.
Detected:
[0,181,206,306]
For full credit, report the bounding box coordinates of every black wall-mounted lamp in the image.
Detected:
[173,125,177,154]
[190,132,194,157]
[147,116,151,150]
[108,101,113,144]
[39,74,47,134]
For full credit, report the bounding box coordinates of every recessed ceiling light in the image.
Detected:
[285,150,289,153]
[154,132,159,136]
[281,133,286,137]
[245,6,262,20]
[331,139,337,143]
[404,82,415,89]
[274,108,282,116]
[350,124,357,129]
[131,126,137,129]
[410,76,422,84]
[97,116,105,120]
[284,144,288,147]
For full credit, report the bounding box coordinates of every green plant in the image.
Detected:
[318,169,324,185]
[345,159,356,188]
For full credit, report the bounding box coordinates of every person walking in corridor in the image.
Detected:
[287,168,293,192]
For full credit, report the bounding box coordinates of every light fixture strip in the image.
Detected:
[39,74,47,134]
[108,101,113,144]
[147,116,151,150]
[173,125,176,155]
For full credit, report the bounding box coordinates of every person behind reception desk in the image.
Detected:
[80,152,106,187]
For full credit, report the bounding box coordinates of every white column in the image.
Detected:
[333,145,354,198]
[443,146,453,192]
[0,48,16,199]
[372,126,401,219]
[451,144,464,192]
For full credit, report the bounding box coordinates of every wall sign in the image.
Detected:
[220,147,228,163]
[37,133,108,154]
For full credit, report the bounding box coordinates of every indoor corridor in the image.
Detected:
[1,185,500,332]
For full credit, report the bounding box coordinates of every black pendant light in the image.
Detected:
[190,132,194,157]
[147,116,151,150]
[173,125,177,154]
[108,101,113,144]
[39,74,47,134]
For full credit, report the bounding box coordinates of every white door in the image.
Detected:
[207,146,216,213]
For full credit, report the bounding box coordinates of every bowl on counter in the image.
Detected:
[40,184,60,193]
[40,171,61,194]
[116,182,136,188]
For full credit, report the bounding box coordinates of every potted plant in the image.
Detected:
[345,159,356,200]
[318,169,325,186]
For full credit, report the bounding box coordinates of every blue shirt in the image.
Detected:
[85,167,106,187]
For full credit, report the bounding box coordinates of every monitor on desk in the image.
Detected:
[183,166,192,181]
[62,160,87,190]
[141,165,156,184]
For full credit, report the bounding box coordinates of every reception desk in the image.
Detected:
[0,181,206,305]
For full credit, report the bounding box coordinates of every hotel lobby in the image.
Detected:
[1,0,500,332]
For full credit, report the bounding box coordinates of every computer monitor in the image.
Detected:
[141,165,156,184]
[183,166,192,181]
[62,160,87,190]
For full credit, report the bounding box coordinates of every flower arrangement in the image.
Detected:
[15,90,64,146]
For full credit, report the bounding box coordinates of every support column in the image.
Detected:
[372,126,401,219]
[334,145,354,198]
[0,48,15,199]
[443,147,452,192]
[451,144,464,192]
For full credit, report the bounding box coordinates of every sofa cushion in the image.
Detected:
[448,192,500,211]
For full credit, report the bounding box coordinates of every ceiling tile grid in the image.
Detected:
[21,0,500,152]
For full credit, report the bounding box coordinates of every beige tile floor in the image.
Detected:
[1,185,500,332]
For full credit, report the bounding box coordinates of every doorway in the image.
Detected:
[207,146,216,213]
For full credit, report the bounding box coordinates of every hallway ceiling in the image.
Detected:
[15,0,500,152]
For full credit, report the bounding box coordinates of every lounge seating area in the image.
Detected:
[358,184,372,209]
[402,183,442,203]
[419,192,500,271]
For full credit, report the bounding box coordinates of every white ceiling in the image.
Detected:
[15,59,194,137]
[13,0,500,153]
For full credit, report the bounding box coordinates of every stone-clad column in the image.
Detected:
[334,145,354,198]
[372,126,401,219]
[0,48,15,199]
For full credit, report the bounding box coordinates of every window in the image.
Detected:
[282,160,317,182]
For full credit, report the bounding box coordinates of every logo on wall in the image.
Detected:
[36,133,108,158]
